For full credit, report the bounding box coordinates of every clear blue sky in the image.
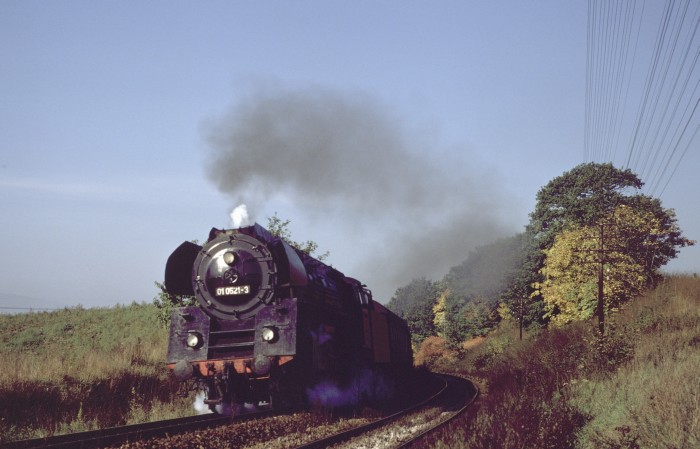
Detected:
[1,1,698,310]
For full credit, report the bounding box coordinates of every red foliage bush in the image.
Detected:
[414,336,456,367]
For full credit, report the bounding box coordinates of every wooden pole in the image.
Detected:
[597,223,605,335]
[519,295,523,341]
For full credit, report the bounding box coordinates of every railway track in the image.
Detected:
[294,373,478,449]
[394,373,479,448]
[5,373,476,449]
[4,409,272,449]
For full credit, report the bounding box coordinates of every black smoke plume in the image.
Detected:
[204,86,516,301]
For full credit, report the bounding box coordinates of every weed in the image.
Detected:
[0,303,191,443]
[423,275,699,448]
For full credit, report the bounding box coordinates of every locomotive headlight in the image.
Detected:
[222,251,236,266]
[261,327,277,343]
[186,332,202,349]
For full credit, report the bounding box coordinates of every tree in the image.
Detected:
[459,298,500,338]
[426,287,502,350]
[499,231,547,328]
[152,281,197,328]
[432,290,448,338]
[437,234,529,342]
[621,195,692,284]
[530,162,643,248]
[413,336,454,368]
[387,278,440,346]
[522,162,693,327]
[536,204,694,327]
[267,212,329,261]
[443,234,525,306]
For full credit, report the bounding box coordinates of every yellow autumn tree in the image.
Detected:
[537,205,667,326]
[432,289,448,338]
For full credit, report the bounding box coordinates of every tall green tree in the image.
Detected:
[498,231,546,328]
[530,163,692,280]
[529,163,643,247]
[525,163,693,326]
[267,212,329,261]
[387,277,440,346]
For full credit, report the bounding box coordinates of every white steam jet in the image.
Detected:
[230,204,251,228]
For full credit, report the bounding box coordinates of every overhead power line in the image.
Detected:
[585,0,700,197]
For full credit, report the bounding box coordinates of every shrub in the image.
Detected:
[414,336,456,368]
[426,275,699,449]
[570,275,700,449]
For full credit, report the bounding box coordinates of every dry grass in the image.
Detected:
[0,303,192,443]
[570,275,700,449]
[3,276,698,446]
[420,274,700,449]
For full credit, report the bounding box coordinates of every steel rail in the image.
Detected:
[4,409,272,449]
[395,373,479,448]
[5,374,474,449]
[293,374,451,449]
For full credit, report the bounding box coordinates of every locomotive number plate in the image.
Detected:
[216,285,250,296]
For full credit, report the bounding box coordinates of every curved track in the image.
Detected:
[292,373,477,449]
[6,373,476,449]
[395,374,479,448]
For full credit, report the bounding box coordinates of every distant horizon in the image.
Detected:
[2,259,698,313]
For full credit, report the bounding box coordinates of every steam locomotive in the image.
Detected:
[164,223,412,411]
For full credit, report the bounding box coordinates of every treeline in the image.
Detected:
[386,162,695,354]
[387,235,525,348]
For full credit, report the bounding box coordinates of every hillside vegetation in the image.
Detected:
[388,163,694,349]
[387,163,696,446]
[418,274,699,449]
[1,278,697,447]
[2,163,696,446]
[0,303,190,443]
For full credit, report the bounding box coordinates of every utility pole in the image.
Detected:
[578,218,621,336]
[596,222,605,335]
[519,295,524,341]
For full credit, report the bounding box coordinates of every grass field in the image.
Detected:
[422,274,699,449]
[0,303,192,443]
[2,275,698,447]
